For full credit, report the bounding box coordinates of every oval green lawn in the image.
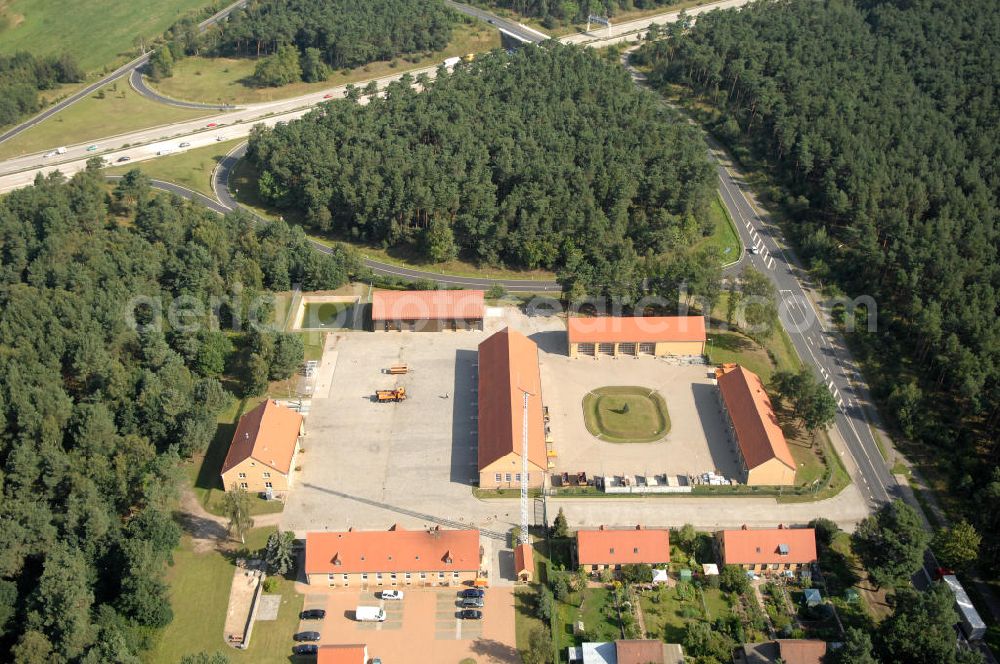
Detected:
[582,386,670,443]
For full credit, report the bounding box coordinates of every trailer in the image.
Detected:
[387,365,408,375]
[942,575,986,640]
[375,387,407,402]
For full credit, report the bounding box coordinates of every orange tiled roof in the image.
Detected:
[220,400,303,476]
[577,527,671,566]
[477,328,547,471]
[777,640,827,664]
[305,526,480,575]
[317,644,367,664]
[616,640,670,664]
[515,543,534,575]
[371,289,484,321]
[567,316,706,344]
[721,527,817,566]
[717,365,796,471]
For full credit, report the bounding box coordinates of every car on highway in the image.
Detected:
[293,630,321,642]
[86,145,97,152]
[300,608,326,619]
[459,609,482,620]
[215,136,224,141]
[380,589,404,600]
[293,644,319,655]
[749,245,760,254]
[116,156,131,163]
[323,93,333,99]
[206,123,218,127]
[179,142,191,148]
[460,588,485,599]
[461,597,484,608]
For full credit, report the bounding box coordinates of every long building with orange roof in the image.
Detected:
[717,365,796,486]
[477,327,547,489]
[371,289,484,332]
[305,525,481,588]
[566,315,706,358]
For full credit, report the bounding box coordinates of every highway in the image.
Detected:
[0,0,250,146]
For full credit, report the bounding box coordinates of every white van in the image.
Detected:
[355,606,386,622]
[157,148,173,156]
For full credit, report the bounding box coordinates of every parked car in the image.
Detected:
[179,142,191,148]
[459,609,482,620]
[116,156,131,162]
[300,608,326,620]
[369,659,382,664]
[461,597,484,609]
[380,589,404,600]
[293,631,321,642]
[460,588,485,598]
[293,644,319,655]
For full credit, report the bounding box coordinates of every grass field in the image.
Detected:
[0,0,212,72]
[0,74,213,160]
[299,302,355,330]
[150,20,501,105]
[582,386,670,443]
[146,526,304,664]
[691,193,742,264]
[105,137,244,197]
[639,583,734,642]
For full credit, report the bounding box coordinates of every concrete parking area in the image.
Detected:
[279,308,563,538]
[541,355,741,480]
[312,587,518,663]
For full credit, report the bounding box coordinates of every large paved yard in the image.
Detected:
[298,587,518,663]
[542,356,741,480]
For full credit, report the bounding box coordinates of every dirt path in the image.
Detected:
[176,487,283,553]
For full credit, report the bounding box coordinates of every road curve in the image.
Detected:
[0,0,250,146]
[129,67,237,111]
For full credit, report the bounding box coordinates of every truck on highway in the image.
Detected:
[355,606,386,622]
[942,575,986,640]
[375,387,407,402]
[56,147,66,155]
[443,56,461,68]
[157,148,173,156]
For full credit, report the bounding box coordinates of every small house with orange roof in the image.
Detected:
[716,364,796,485]
[515,542,534,582]
[220,399,304,495]
[720,525,817,574]
[305,525,481,588]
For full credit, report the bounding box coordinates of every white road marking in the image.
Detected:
[767,257,775,269]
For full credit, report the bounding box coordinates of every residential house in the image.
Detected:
[577,526,670,575]
[719,525,817,575]
[220,400,304,496]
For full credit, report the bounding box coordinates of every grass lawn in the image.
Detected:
[706,330,774,381]
[0,74,213,159]
[149,20,501,105]
[299,302,355,330]
[582,386,670,443]
[514,587,548,660]
[0,0,211,72]
[638,583,733,642]
[691,193,741,264]
[105,137,245,197]
[146,527,304,663]
[553,587,620,657]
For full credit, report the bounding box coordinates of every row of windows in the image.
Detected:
[493,473,529,482]
[237,471,271,479]
[238,481,273,489]
[327,572,461,580]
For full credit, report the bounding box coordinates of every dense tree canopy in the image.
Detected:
[0,51,83,126]
[0,166,354,660]
[213,0,455,69]
[636,0,1000,566]
[479,0,685,26]
[248,45,716,298]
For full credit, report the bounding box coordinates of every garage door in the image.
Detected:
[577,343,596,356]
[619,342,636,355]
[639,342,655,355]
[598,343,615,356]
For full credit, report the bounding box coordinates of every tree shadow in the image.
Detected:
[469,637,520,663]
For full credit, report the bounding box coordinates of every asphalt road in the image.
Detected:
[128,67,235,111]
[443,0,547,43]
[0,0,249,146]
